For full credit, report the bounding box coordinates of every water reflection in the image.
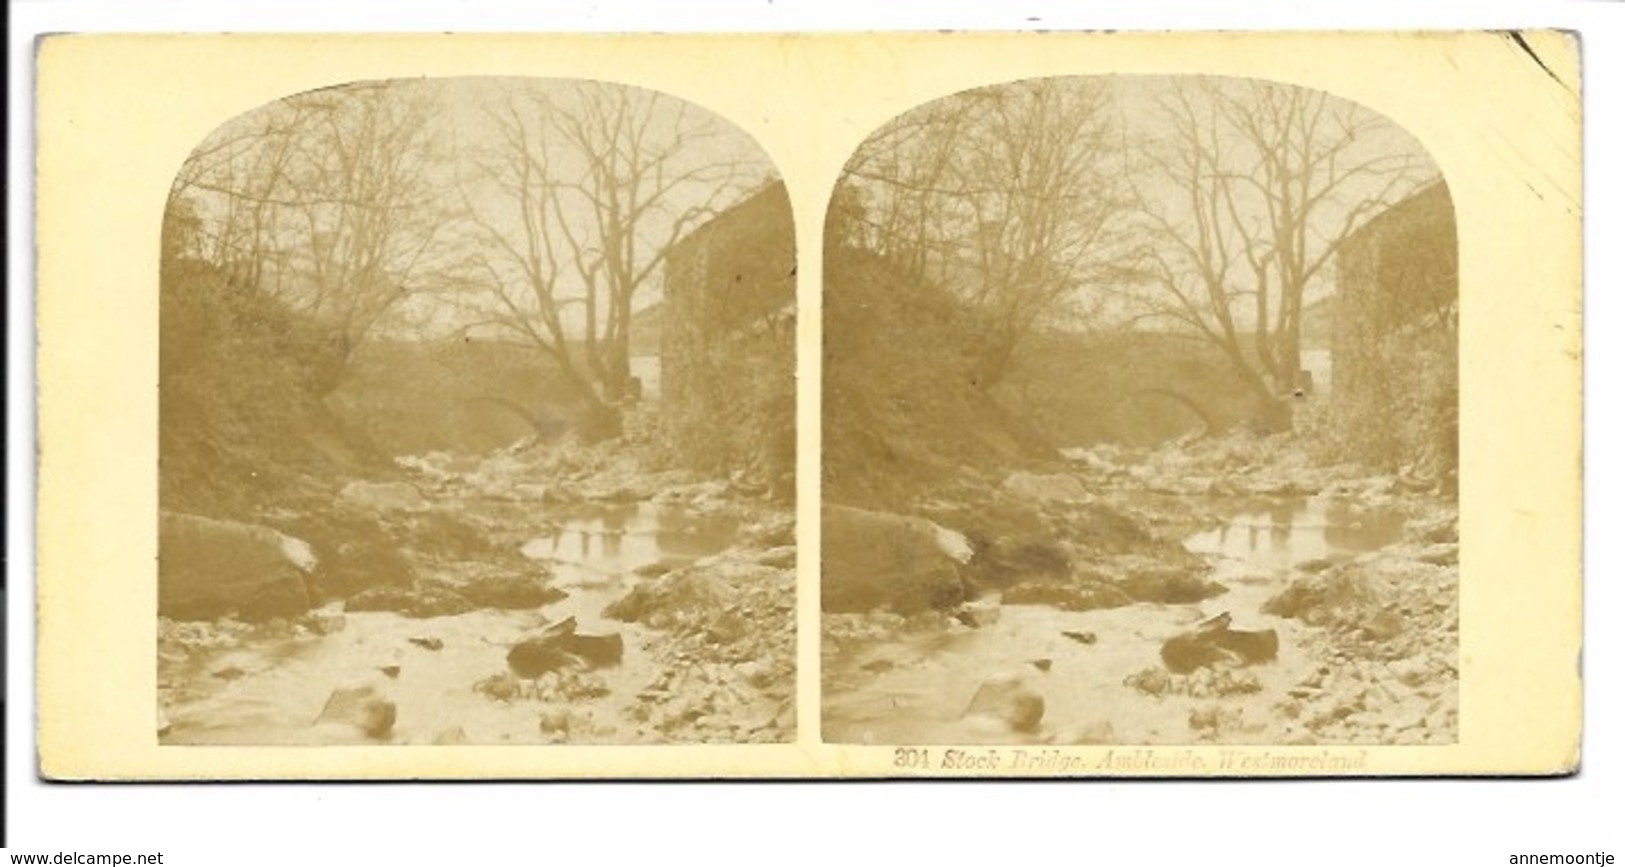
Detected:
[1184,497,1404,568]
[521,502,738,580]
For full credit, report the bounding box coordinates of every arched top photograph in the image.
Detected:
[156,77,797,747]
[823,74,1460,749]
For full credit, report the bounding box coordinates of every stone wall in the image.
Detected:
[659,181,796,497]
[1331,181,1458,479]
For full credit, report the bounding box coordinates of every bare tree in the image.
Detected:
[456,81,762,439]
[1128,78,1430,429]
[166,95,326,289]
[167,81,456,386]
[288,84,456,367]
[837,78,1136,387]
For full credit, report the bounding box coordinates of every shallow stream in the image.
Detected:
[822,495,1404,745]
[160,502,738,745]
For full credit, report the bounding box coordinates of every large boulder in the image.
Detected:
[159,512,318,622]
[1160,620,1279,674]
[969,538,1072,588]
[1063,503,1162,554]
[270,508,417,599]
[557,632,625,668]
[456,572,568,610]
[1262,569,1375,627]
[1119,562,1228,604]
[506,626,624,677]
[604,567,738,626]
[821,504,971,614]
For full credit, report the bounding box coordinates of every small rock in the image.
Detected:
[1062,630,1098,645]
[554,671,611,701]
[633,560,677,578]
[1124,667,1172,696]
[301,609,348,636]
[1188,704,1240,734]
[314,683,397,739]
[408,637,445,652]
[1283,727,1317,746]
[962,676,1045,733]
[1213,668,1262,696]
[538,708,572,735]
[474,672,522,702]
[431,726,469,745]
[731,659,763,686]
[1390,659,1431,688]
[1361,609,1405,642]
[752,546,797,569]
[1410,514,1459,545]
[955,597,1002,628]
[705,611,748,644]
[1057,721,1116,745]
[1188,667,1215,696]
[1415,543,1458,567]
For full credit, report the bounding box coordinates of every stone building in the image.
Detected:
[658,181,796,497]
[1331,180,1459,481]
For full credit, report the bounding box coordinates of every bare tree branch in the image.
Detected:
[1130,78,1433,425]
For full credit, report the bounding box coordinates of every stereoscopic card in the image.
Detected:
[34,31,1580,778]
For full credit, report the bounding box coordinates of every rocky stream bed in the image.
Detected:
[158,442,796,745]
[823,430,1459,747]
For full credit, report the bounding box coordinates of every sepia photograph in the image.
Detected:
[823,75,1460,747]
[30,31,1581,782]
[155,78,797,745]
[8,12,1615,866]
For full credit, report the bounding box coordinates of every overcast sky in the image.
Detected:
[178,74,1441,341]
